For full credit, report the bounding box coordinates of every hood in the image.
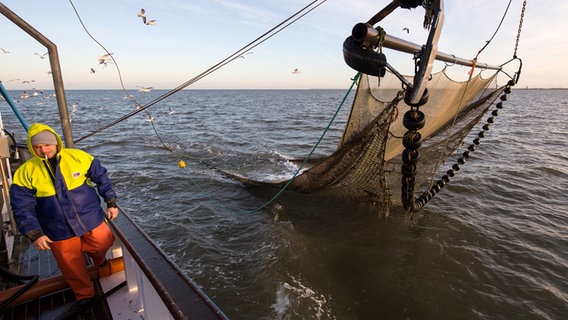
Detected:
[27,123,64,159]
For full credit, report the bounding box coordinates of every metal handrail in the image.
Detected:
[0,3,74,148]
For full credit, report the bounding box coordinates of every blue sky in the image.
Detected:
[0,0,565,90]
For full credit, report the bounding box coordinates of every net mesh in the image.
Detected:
[286,69,505,212]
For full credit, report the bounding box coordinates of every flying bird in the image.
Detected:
[138,8,156,25]
[90,68,96,74]
[137,86,153,92]
[137,8,146,23]
[35,52,48,59]
[1,48,10,53]
[292,68,301,74]
[98,53,113,64]
[402,27,410,33]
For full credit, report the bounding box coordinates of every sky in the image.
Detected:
[0,0,566,91]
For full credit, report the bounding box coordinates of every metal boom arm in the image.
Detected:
[382,34,502,71]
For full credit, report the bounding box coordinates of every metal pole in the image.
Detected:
[382,34,502,71]
[0,3,74,147]
[0,81,29,131]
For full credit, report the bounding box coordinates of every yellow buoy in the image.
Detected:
[178,160,186,168]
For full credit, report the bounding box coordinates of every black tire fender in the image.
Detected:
[342,36,387,77]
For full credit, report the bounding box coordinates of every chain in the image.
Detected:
[513,0,526,58]
[422,0,433,29]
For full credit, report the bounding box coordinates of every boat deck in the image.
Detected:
[0,211,229,320]
[1,234,116,320]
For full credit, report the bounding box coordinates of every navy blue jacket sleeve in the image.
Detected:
[9,184,43,239]
[87,158,117,202]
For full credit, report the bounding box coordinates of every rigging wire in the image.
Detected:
[470,0,514,71]
[69,0,338,214]
[74,0,328,144]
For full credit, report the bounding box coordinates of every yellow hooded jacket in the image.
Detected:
[9,123,117,241]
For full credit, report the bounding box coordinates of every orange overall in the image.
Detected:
[49,222,115,300]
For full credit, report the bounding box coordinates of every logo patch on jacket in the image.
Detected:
[72,171,81,178]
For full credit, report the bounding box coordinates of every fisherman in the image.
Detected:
[9,123,118,305]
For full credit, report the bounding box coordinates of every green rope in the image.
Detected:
[180,73,361,214]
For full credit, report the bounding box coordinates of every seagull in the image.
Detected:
[90,68,96,73]
[20,92,29,102]
[292,68,301,74]
[137,86,153,92]
[402,27,410,33]
[138,8,156,25]
[1,48,10,54]
[35,52,48,59]
[98,53,113,65]
[168,107,176,115]
[138,8,147,24]
[138,9,146,20]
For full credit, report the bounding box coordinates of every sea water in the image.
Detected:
[2,88,566,320]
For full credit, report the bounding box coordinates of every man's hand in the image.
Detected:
[33,235,53,250]
[107,207,118,221]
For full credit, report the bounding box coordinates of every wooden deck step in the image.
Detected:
[1,235,112,320]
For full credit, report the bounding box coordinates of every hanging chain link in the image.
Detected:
[513,0,527,58]
[422,0,433,29]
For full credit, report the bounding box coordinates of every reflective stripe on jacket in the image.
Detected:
[9,123,116,241]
